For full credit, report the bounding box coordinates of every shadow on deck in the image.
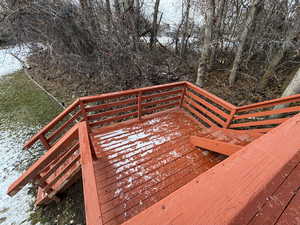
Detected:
[7,81,300,225]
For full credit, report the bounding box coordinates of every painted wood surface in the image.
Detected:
[121,112,300,225]
[190,136,242,156]
[79,122,103,225]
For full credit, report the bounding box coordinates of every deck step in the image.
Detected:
[190,136,242,156]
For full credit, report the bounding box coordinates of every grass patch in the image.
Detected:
[0,71,62,127]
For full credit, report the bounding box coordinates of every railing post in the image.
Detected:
[224,108,237,128]
[79,99,88,123]
[138,91,142,120]
[180,85,186,108]
[39,134,51,150]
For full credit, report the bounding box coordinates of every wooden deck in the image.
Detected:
[91,109,224,225]
[7,81,300,225]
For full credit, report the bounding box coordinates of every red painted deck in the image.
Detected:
[7,81,300,225]
[91,109,224,225]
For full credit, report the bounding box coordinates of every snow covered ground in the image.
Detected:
[0,46,29,77]
[0,126,42,225]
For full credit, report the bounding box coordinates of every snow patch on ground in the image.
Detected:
[0,46,29,77]
[0,125,41,225]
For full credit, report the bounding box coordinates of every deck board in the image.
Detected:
[91,109,225,225]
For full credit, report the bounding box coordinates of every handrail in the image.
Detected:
[184,82,237,111]
[23,82,186,151]
[22,80,300,152]
[79,122,103,225]
[24,99,80,149]
[182,82,237,128]
[8,124,79,196]
[80,81,186,103]
[236,93,300,112]
[230,92,300,131]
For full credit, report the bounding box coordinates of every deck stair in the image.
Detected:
[6,81,300,225]
[190,127,264,156]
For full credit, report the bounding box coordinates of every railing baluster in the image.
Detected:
[138,91,142,120]
[79,99,88,122]
[225,108,237,128]
[39,134,51,150]
[180,85,186,108]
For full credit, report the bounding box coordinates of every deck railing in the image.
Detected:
[9,81,300,210]
[23,81,300,152]
[182,82,237,128]
[24,82,185,150]
[229,94,300,133]
[8,124,81,204]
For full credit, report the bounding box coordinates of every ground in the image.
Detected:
[0,71,86,225]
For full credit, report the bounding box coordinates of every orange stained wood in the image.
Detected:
[190,136,242,156]
[7,81,300,225]
[79,122,103,225]
[89,109,225,225]
[121,111,300,225]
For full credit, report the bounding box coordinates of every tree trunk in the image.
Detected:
[281,67,300,98]
[114,0,121,15]
[258,0,300,90]
[150,0,160,48]
[272,67,300,113]
[195,0,214,87]
[180,0,191,57]
[105,0,112,32]
[210,0,225,67]
[228,0,263,86]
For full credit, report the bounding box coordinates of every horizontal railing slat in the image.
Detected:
[141,89,182,100]
[142,96,181,108]
[44,154,81,193]
[24,100,80,149]
[186,82,236,112]
[7,124,79,196]
[85,98,138,112]
[87,105,138,121]
[47,110,82,143]
[234,105,300,120]
[236,94,300,112]
[89,112,138,127]
[182,102,215,127]
[38,143,79,184]
[184,96,225,126]
[81,82,186,103]
[142,101,180,113]
[230,118,288,128]
[185,90,230,120]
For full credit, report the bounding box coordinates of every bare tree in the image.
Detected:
[195,0,214,87]
[180,0,191,57]
[228,0,264,86]
[258,0,300,90]
[150,0,160,48]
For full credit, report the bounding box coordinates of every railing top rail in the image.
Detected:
[8,124,79,196]
[79,121,103,225]
[24,99,80,149]
[80,81,186,103]
[184,82,237,111]
[236,93,300,112]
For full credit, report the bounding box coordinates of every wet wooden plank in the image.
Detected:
[120,112,300,225]
[91,109,222,225]
[79,122,103,225]
[190,136,242,156]
[247,162,300,225]
[275,188,300,225]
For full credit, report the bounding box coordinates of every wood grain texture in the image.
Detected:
[190,136,242,156]
[79,122,103,225]
[121,112,300,225]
